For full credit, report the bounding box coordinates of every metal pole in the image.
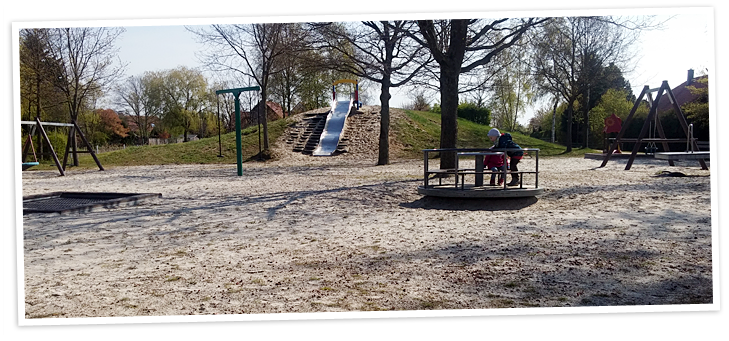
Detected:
[535,149,539,189]
[685,123,689,152]
[423,150,428,188]
[257,93,262,161]
[217,95,223,158]
[234,92,243,176]
[551,100,557,143]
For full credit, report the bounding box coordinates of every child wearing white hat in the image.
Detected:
[488,128,523,186]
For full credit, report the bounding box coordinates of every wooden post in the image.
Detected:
[600,86,649,168]
[72,120,104,171]
[653,112,675,167]
[625,84,666,170]
[665,84,708,170]
[62,124,73,171]
[35,117,65,176]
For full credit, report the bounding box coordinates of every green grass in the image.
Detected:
[393,109,600,158]
[24,108,595,170]
[30,118,292,170]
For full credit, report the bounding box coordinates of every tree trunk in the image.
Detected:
[70,105,79,166]
[566,100,573,153]
[261,87,270,150]
[439,64,460,170]
[35,74,44,159]
[551,99,558,143]
[378,78,391,165]
[584,87,590,149]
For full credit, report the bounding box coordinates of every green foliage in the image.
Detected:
[64,117,292,169]
[488,43,536,132]
[683,77,709,139]
[430,103,441,114]
[91,131,109,147]
[457,102,491,125]
[590,88,635,123]
[395,109,586,158]
[46,130,67,156]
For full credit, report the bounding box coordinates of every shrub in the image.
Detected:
[457,102,491,125]
[46,130,68,157]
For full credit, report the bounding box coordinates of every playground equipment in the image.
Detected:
[600,81,708,170]
[310,79,360,156]
[653,123,709,162]
[21,133,39,170]
[312,99,353,156]
[332,79,361,108]
[20,117,104,176]
[23,191,162,214]
[418,148,543,198]
[215,86,261,176]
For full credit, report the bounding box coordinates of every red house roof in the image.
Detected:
[251,101,285,120]
[656,71,708,114]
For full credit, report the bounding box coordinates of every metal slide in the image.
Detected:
[312,99,352,156]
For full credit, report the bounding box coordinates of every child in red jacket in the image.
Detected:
[483,152,506,186]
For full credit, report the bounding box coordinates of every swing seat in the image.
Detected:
[22,162,39,170]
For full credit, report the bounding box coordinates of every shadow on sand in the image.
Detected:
[399,196,538,211]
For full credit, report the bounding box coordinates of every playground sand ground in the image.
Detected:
[20,151,713,319]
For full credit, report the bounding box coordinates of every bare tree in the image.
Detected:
[189,23,293,152]
[269,23,319,117]
[413,18,545,169]
[47,26,126,165]
[116,74,159,144]
[313,20,431,165]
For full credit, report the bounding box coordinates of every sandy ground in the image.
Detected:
[20,110,713,318]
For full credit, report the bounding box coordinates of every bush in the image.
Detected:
[457,102,491,125]
[23,130,68,161]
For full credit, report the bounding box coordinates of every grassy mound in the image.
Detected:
[394,109,597,158]
[33,118,292,170]
[26,108,596,170]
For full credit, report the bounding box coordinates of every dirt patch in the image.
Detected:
[21,120,713,318]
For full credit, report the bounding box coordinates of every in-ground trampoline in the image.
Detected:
[23,192,162,214]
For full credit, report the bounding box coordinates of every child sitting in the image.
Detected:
[483,152,505,186]
[488,128,524,186]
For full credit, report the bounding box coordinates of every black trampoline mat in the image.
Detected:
[23,192,162,214]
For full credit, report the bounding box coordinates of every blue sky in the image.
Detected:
[110,9,713,125]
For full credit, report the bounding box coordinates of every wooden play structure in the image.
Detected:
[600,81,708,170]
[21,117,104,176]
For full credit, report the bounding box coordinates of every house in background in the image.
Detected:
[656,69,708,114]
[243,101,286,127]
[654,69,710,148]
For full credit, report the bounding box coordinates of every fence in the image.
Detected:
[148,136,198,145]
[95,144,128,154]
[93,135,199,153]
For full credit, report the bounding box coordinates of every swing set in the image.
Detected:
[600,81,708,170]
[20,117,104,176]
